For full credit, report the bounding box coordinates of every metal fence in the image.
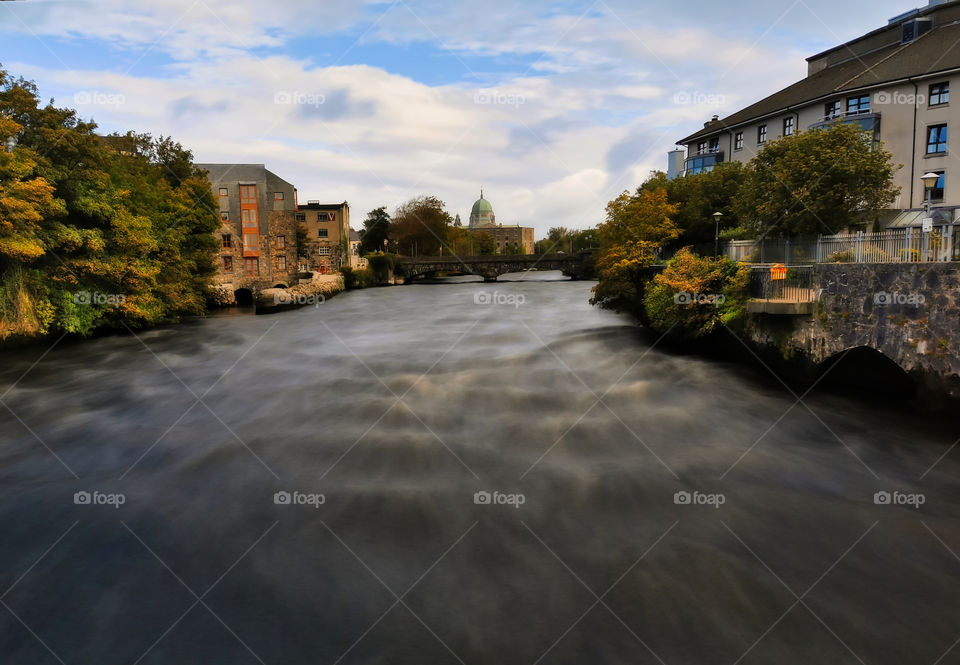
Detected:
[660,227,959,264]
[747,266,816,302]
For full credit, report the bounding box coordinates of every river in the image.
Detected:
[1,272,958,664]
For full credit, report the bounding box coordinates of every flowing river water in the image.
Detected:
[1,272,958,664]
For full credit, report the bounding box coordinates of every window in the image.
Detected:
[757,125,767,144]
[846,95,870,115]
[929,171,946,201]
[697,141,707,155]
[274,192,284,200]
[276,255,286,271]
[927,124,948,153]
[221,234,232,248]
[709,137,720,153]
[218,187,228,197]
[825,100,841,119]
[318,212,330,222]
[220,211,229,221]
[239,185,257,202]
[734,132,744,150]
[244,257,259,276]
[243,233,259,251]
[242,209,258,228]
[318,247,331,256]
[318,228,328,238]
[930,82,950,106]
[276,235,285,249]
[783,117,795,136]
[295,212,306,222]
[222,256,233,272]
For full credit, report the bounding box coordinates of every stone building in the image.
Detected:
[675,0,960,227]
[464,191,535,254]
[297,201,350,273]
[196,163,300,303]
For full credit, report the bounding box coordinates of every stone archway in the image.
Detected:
[234,288,254,306]
[817,346,915,400]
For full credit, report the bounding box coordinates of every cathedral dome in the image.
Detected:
[471,197,493,216]
[468,189,496,228]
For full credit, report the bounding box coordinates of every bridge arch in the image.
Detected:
[817,346,914,400]
[234,288,254,306]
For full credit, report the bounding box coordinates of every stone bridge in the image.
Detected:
[740,262,960,398]
[398,253,593,281]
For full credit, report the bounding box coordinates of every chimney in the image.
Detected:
[703,115,720,128]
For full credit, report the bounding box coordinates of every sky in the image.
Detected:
[1,0,917,236]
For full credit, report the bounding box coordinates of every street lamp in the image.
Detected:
[921,172,940,261]
[713,211,724,257]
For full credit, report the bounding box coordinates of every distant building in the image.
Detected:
[674,0,960,227]
[196,163,299,298]
[297,201,350,273]
[348,228,367,269]
[464,191,535,254]
[666,149,685,180]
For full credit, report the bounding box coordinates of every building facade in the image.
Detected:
[464,192,535,254]
[676,0,960,226]
[196,163,300,298]
[297,201,351,273]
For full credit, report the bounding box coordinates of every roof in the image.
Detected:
[471,195,493,215]
[678,17,960,144]
[298,201,348,211]
[349,229,360,241]
[195,163,266,183]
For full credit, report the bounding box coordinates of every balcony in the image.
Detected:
[809,111,880,134]
[684,150,724,176]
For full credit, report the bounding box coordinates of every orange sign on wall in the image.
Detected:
[770,263,787,280]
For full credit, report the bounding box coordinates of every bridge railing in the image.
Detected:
[748,266,815,303]
[660,227,958,265]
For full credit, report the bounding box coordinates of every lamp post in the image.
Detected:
[713,211,723,257]
[921,172,940,262]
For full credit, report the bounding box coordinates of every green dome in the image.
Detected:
[471,197,493,215]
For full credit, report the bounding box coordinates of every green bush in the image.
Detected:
[341,267,376,289]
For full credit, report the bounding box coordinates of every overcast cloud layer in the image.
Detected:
[2,0,914,234]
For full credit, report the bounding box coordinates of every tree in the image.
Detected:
[473,230,495,255]
[643,248,750,339]
[390,195,451,256]
[735,122,900,237]
[590,188,680,312]
[359,206,391,254]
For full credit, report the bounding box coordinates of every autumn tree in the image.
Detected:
[390,195,451,256]
[590,188,680,313]
[735,122,900,237]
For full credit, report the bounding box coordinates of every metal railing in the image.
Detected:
[748,266,815,302]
